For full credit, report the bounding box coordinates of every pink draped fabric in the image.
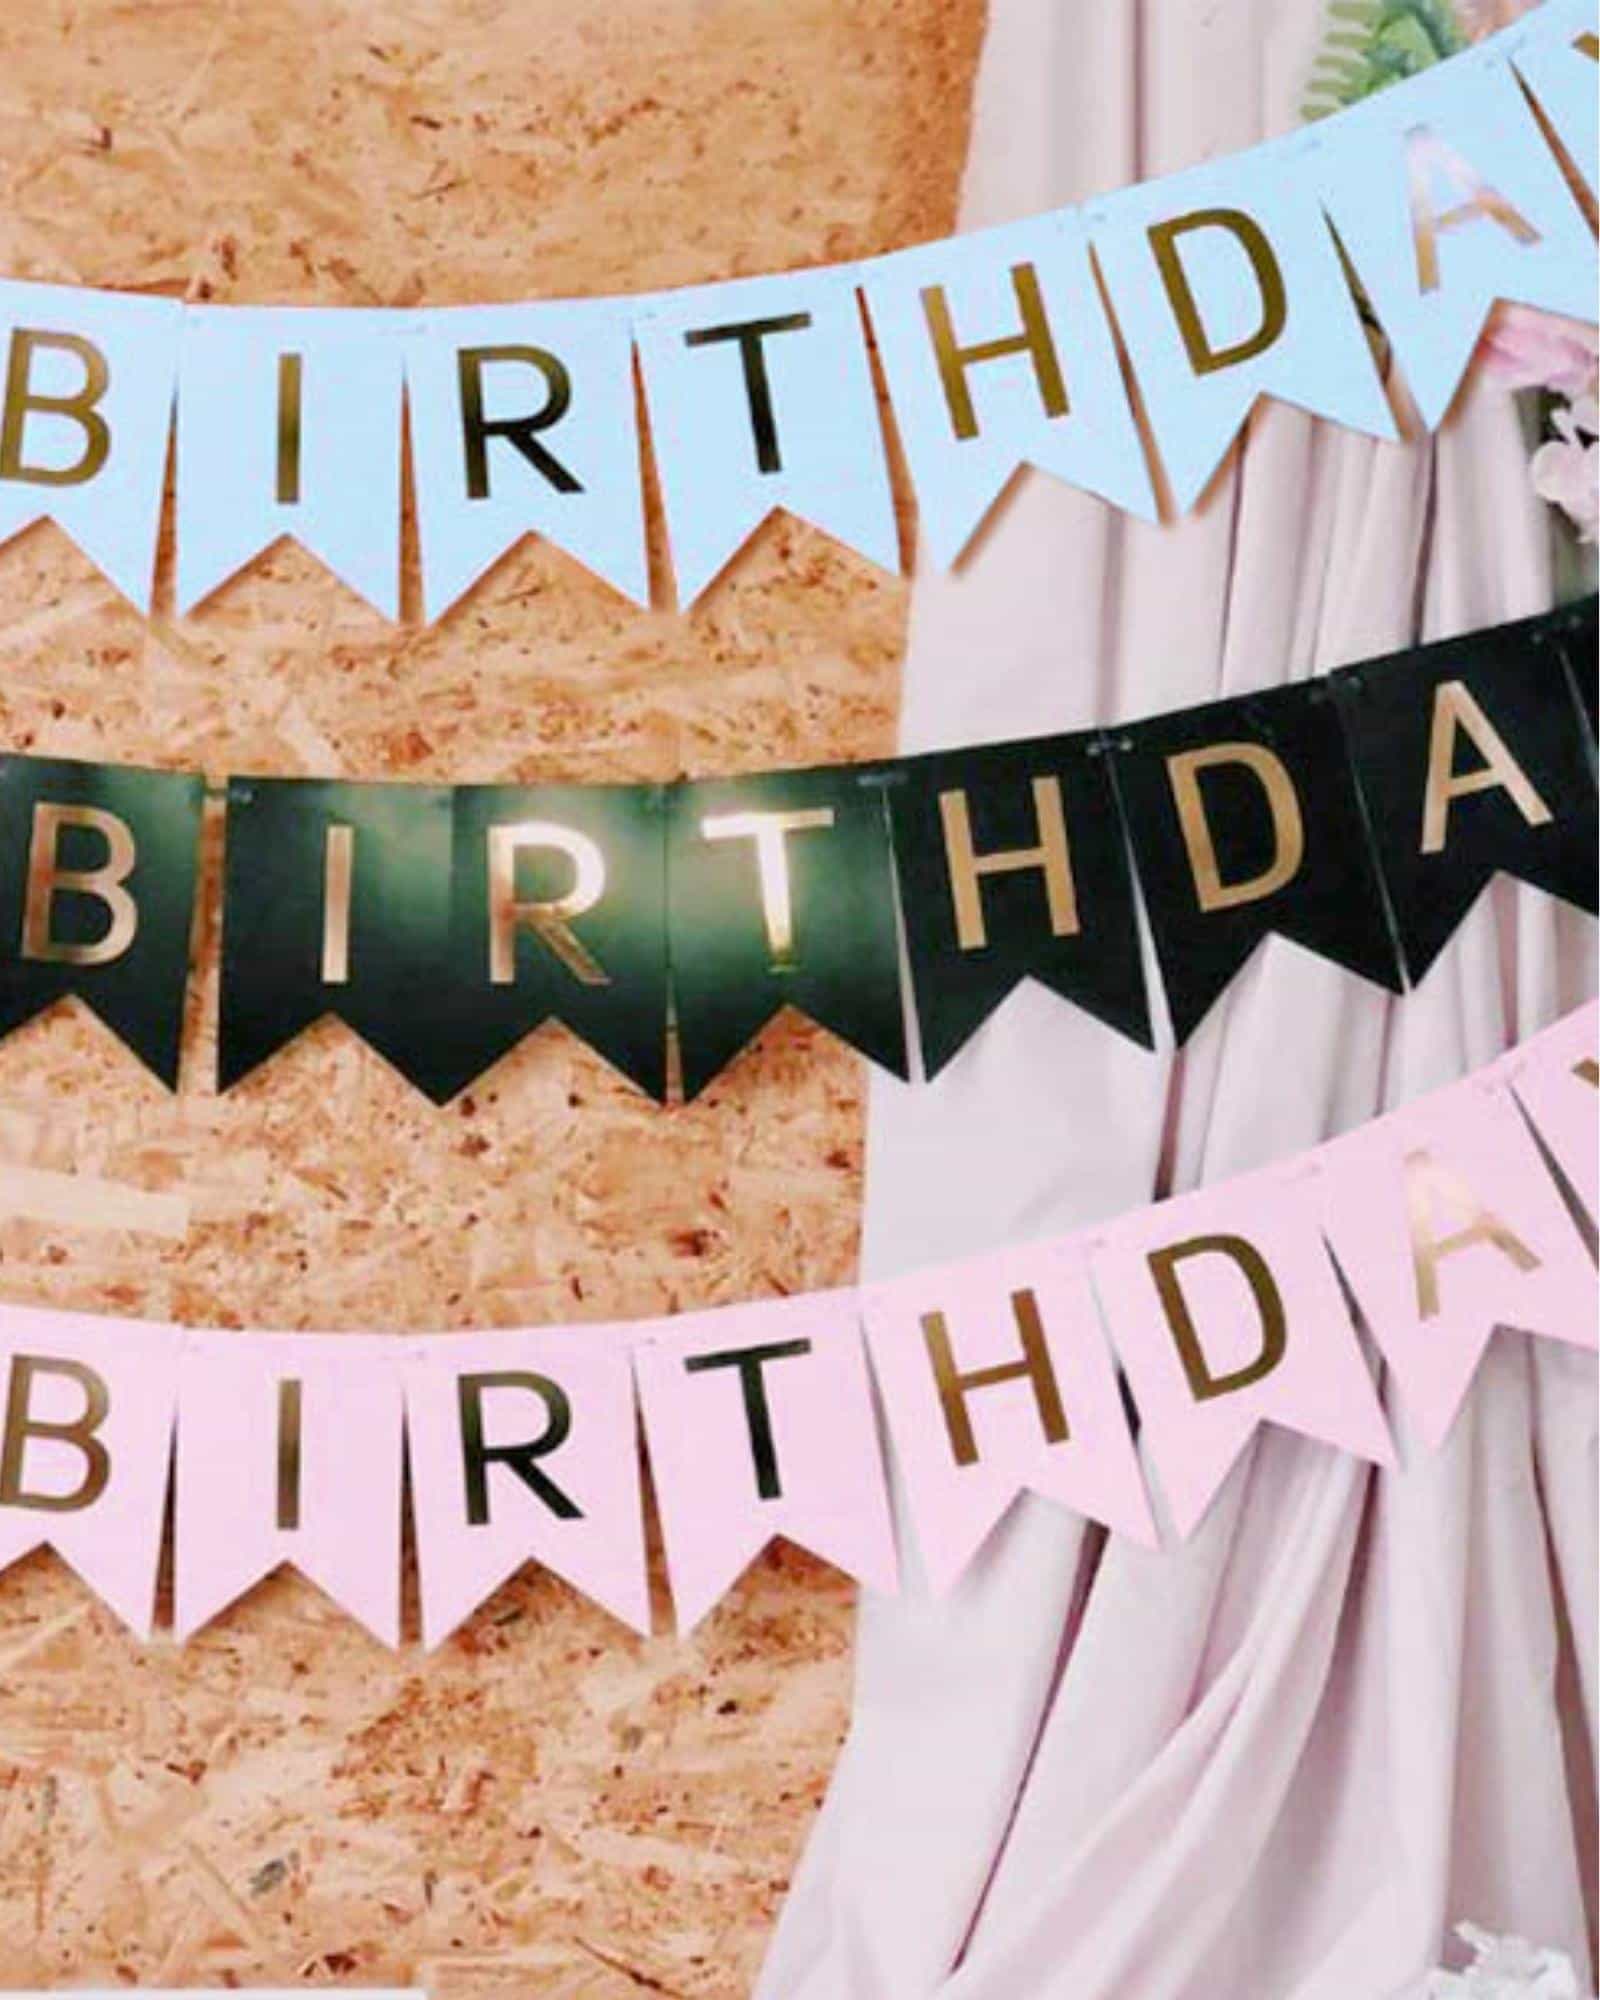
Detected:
[757,3,1599,1996]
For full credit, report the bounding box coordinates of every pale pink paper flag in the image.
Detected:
[1499,1000,1600,1224]
[1090,1170,1393,1537]
[173,1330,404,1644]
[0,1303,179,1636]
[1319,1070,1597,1449]
[864,1242,1156,1594]
[633,1290,898,1634]
[404,1328,649,1647]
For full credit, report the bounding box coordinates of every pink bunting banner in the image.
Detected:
[404,1328,650,1647]
[633,1291,899,1633]
[1090,1166,1394,1536]
[0,1305,178,1637]
[864,1243,1155,1594]
[1499,998,1600,1224]
[1318,1070,1597,1450]
[0,1009,1590,1643]
[173,1330,405,1645]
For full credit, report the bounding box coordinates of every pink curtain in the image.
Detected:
[758,3,1599,1996]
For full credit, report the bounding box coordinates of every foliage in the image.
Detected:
[1301,0,1468,122]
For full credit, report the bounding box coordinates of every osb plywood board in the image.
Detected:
[0,0,983,1988]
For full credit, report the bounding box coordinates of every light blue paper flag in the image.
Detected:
[0,281,180,609]
[861,211,1156,567]
[406,296,649,621]
[634,267,898,605]
[1510,0,1599,205]
[175,305,403,617]
[1311,45,1598,432]
[1091,138,1395,514]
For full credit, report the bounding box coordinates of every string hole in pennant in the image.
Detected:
[855,764,908,793]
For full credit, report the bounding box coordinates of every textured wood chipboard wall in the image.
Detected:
[0,0,982,1989]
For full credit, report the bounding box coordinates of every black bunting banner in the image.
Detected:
[0,755,202,1086]
[0,603,1594,1101]
[444,782,671,1103]
[1551,594,1597,748]
[1332,610,1598,985]
[220,777,455,1097]
[1111,682,1401,1045]
[887,733,1151,1074]
[666,766,907,1099]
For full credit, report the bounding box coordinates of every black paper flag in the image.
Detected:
[1551,593,1597,748]
[668,765,907,1098]
[1112,682,1402,1044]
[887,733,1150,1075]
[446,782,670,1102]
[220,777,455,1097]
[1333,609,1598,984]
[0,756,202,1086]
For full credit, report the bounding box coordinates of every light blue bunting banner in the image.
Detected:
[1089,133,1399,511]
[0,281,179,610]
[405,295,650,619]
[861,210,1158,565]
[635,266,899,604]
[1310,39,1597,430]
[175,303,405,617]
[0,0,1590,619]
[1512,0,1600,204]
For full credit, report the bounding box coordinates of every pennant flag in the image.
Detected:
[864,1241,1154,1593]
[447,780,670,1101]
[860,210,1156,568]
[1319,1072,1596,1448]
[1498,999,1599,1224]
[1090,136,1394,511]
[1332,610,1597,984]
[405,297,649,620]
[0,755,202,1087]
[1553,592,1597,743]
[1091,1167,1392,1536]
[173,1331,404,1644]
[1510,0,1599,207]
[1310,47,1598,430]
[0,1304,178,1636]
[634,268,898,604]
[1112,680,1402,1044]
[0,280,180,610]
[175,305,403,616]
[668,764,906,1097]
[219,776,455,1099]
[633,1291,897,1633]
[405,1328,649,1645]
[887,733,1150,1076]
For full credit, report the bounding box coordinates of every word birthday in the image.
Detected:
[0,1007,1591,1642]
[0,4,1593,616]
[0,602,1591,1100]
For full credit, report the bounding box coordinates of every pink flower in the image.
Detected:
[1399,1921,1592,1998]
[1530,407,1599,544]
[1458,0,1541,40]
[1475,305,1600,397]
